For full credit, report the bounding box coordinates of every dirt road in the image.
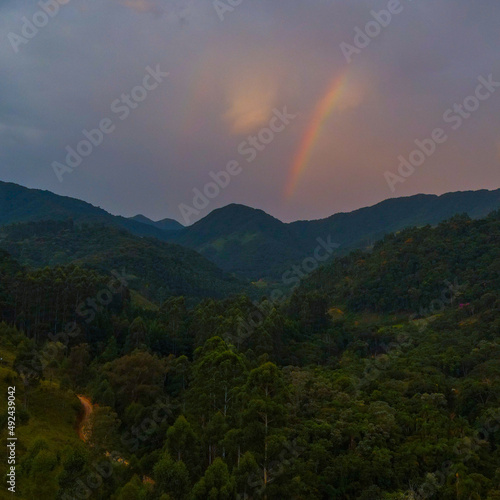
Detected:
[77,394,93,442]
[76,394,154,484]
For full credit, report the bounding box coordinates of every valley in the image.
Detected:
[0,184,499,498]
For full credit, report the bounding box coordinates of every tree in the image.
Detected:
[191,458,236,500]
[189,336,247,423]
[66,343,91,388]
[242,362,288,489]
[13,339,42,408]
[116,474,147,500]
[153,454,190,499]
[25,449,59,499]
[166,415,197,463]
[103,350,165,410]
[57,445,90,498]
[234,451,260,498]
[129,317,148,349]
[89,406,121,454]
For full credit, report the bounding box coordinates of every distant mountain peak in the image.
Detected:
[129,214,183,232]
[0,181,182,238]
[130,214,154,224]
[1,180,499,281]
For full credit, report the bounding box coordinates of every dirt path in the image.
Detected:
[77,394,93,442]
[76,395,154,484]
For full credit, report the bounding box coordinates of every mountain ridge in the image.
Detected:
[167,188,500,278]
[0,181,176,241]
[0,219,247,302]
[129,213,183,232]
[1,180,499,280]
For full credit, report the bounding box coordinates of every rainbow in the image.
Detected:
[284,72,348,199]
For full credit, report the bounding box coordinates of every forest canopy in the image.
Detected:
[0,211,499,499]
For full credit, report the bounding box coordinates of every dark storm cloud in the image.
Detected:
[0,0,499,223]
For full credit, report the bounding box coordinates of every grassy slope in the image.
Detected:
[0,338,81,499]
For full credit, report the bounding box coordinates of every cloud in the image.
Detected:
[223,77,278,134]
[112,0,160,14]
[0,0,499,224]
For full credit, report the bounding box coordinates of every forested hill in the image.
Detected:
[167,189,500,279]
[0,181,182,240]
[289,188,500,252]
[170,204,310,279]
[129,214,183,232]
[0,220,247,302]
[1,211,500,498]
[295,211,500,314]
[2,180,499,281]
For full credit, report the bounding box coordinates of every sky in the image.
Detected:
[1,0,499,225]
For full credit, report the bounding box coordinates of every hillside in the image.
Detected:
[129,214,183,232]
[1,211,500,498]
[0,181,181,241]
[168,189,500,280]
[0,327,84,500]
[2,181,499,281]
[290,189,500,251]
[0,220,247,302]
[170,204,309,279]
[294,211,500,314]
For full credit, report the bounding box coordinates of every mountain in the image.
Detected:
[290,189,500,249]
[2,180,499,281]
[169,204,309,279]
[129,214,183,232]
[2,211,500,500]
[0,220,247,302]
[0,181,178,240]
[294,210,500,314]
[168,189,500,280]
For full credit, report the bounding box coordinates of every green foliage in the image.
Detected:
[0,210,499,499]
[170,191,500,279]
[103,350,165,411]
[153,454,190,499]
[0,219,248,303]
[298,212,500,314]
[191,458,236,499]
[166,415,197,463]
